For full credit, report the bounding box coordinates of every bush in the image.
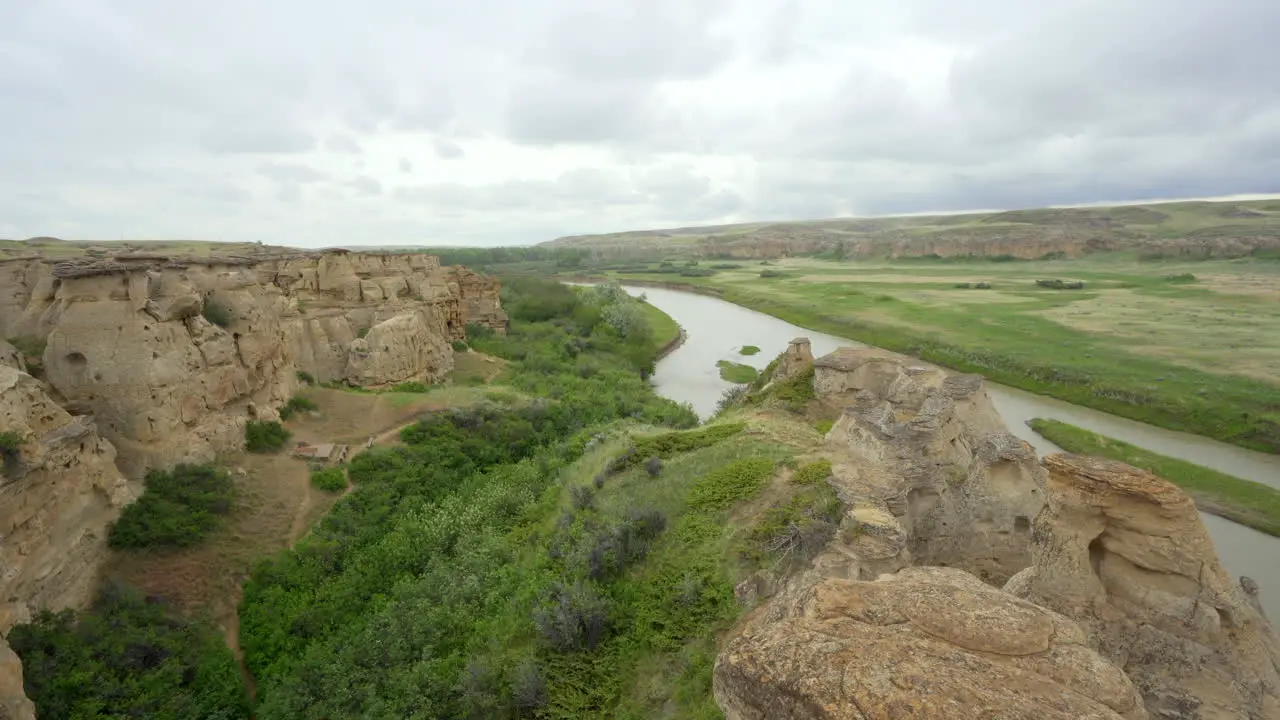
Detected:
[645,456,663,477]
[687,458,776,510]
[607,423,746,474]
[295,370,315,385]
[245,420,290,453]
[202,298,232,327]
[759,269,786,278]
[452,340,469,352]
[533,581,612,652]
[311,467,347,492]
[738,485,843,569]
[0,430,23,455]
[8,585,249,720]
[1034,279,1085,290]
[391,381,431,393]
[793,459,833,485]
[278,394,318,421]
[571,484,596,511]
[109,464,235,548]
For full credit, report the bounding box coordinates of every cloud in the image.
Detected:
[1,0,1278,246]
[433,138,465,159]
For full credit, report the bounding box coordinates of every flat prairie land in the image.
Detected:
[585,254,1280,452]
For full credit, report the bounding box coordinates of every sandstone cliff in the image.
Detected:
[716,342,1280,719]
[1005,454,1280,719]
[1,366,135,719]
[0,250,505,477]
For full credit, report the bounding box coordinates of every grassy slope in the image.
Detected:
[577,256,1280,453]
[639,301,682,355]
[1029,418,1280,536]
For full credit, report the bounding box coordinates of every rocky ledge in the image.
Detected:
[716,344,1280,719]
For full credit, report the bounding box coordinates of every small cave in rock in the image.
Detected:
[1014,515,1031,532]
[66,351,88,368]
[1088,534,1106,581]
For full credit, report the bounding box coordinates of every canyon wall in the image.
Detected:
[0,250,505,478]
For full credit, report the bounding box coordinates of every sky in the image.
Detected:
[2,0,1278,248]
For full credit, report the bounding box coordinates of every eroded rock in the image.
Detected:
[714,566,1147,720]
[818,347,1044,584]
[1006,454,1280,719]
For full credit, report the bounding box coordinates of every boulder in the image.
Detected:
[1006,454,1280,719]
[714,566,1147,720]
[344,311,454,386]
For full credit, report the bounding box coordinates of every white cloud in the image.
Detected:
[1,0,1278,247]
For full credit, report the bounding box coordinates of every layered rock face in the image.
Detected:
[815,347,1045,585]
[0,251,504,477]
[716,566,1148,720]
[1,366,135,720]
[1005,454,1280,719]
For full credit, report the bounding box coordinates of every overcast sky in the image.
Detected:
[2,1,1278,247]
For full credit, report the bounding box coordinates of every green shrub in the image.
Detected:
[687,458,776,510]
[202,298,232,327]
[0,430,23,454]
[245,420,290,453]
[295,370,315,385]
[356,327,370,339]
[8,585,249,720]
[278,394,318,421]
[737,484,843,567]
[759,269,786,278]
[452,340,469,352]
[606,423,747,474]
[109,464,235,548]
[793,459,833,485]
[310,467,347,492]
[814,419,835,435]
[391,381,431,393]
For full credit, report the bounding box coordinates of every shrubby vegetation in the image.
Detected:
[8,584,249,719]
[245,420,290,453]
[277,394,317,421]
[792,459,833,485]
[310,466,347,492]
[109,464,235,549]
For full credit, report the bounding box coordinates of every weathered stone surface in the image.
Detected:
[0,367,136,617]
[714,566,1147,720]
[0,251,501,477]
[778,337,813,379]
[819,347,1044,585]
[1007,454,1280,719]
[0,640,34,720]
[0,340,22,372]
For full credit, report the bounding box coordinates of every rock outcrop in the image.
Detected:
[1005,454,1280,719]
[1,366,135,719]
[715,566,1148,720]
[0,340,21,372]
[0,251,504,477]
[815,347,1045,585]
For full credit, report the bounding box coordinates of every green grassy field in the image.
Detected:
[574,254,1280,452]
[1029,419,1280,536]
[715,360,758,384]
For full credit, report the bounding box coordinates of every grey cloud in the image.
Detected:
[326,134,363,154]
[258,162,327,184]
[433,138,465,159]
[3,0,1279,245]
[348,176,384,196]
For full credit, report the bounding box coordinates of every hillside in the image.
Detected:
[541,198,1280,260]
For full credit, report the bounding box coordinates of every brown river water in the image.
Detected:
[602,283,1280,621]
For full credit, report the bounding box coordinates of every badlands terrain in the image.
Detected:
[0,227,1276,719]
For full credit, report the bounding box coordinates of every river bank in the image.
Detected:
[610,282,1280,622]
[562,269,1280,454]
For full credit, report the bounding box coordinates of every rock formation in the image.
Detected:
[715,566,1148,720]
[0,340,21,372]
[815,347,1045,585]
[777,337,813,379]
[0,250,504,477]
[1005,454,1280,719]
[1,365,135,718]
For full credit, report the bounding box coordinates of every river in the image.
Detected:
[613,283,1280,621]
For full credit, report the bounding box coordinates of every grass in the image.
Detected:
[739,345,761,356]
[638,301,681,355]
[575,255,1280,452]
[1028,418,1280,536]
[715,360,758,384]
